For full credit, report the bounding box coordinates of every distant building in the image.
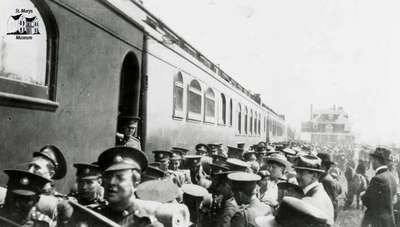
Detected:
[301,105,354,145]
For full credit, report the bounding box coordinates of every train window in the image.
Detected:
[204,88,216,123]
[220,93,226,125]
[173,72,184,118]
[229,99,233,126]
[244,107,248,135]
[0,0,58,111]
[250,110,253,135]
[188,79,202,121]
[258,114,261,134]
[237,103,242,134]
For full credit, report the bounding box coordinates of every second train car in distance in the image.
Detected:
[0,0,286,190]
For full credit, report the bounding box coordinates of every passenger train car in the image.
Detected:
[0,0,286,190]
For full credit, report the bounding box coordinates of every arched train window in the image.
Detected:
[237,103,242,134]
[204,88,216,123]
[250,110,253,135]
[229,99,233,126]
[244,107,248,135]
[173,72,184,118]
[188,79,202,121]
[220,93,226,125]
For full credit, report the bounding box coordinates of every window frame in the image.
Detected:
[219,93,226,125]
[172,72,184,119]
[237,103,242,135]
[204,87,216,123]
[187,79,203,121]
[0,0,59,111]
[244,107,248,135]
[229,99,233,127]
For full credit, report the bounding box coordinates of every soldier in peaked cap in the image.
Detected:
[361,147,397,227]
[181,184,210,226]
[293,155,334,226]
[28,145,67,195]
[226,158,250,172]
[142,166,168,182]
[227,146,244,160]
[195,144,210,156]
[185,155,210,188]
[228,172,272,227]
[152,150,172,172]
[208,164,238,227]
[69,163,105,208]
[0,169,54,227]
[116,116,141,150]
[168,153,192,187]
[95,146,163,227]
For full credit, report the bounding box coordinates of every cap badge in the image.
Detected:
[84,168,90,174]
[20,177,29,185]
[159,154,164,158]
[114,155,123,163]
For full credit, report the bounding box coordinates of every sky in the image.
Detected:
[142,0,400,145]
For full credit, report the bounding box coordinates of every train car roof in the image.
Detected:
[105,0,284,120]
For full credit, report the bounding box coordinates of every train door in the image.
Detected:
[116,52,143,148]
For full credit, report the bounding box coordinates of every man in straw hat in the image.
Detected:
[293,155,334,226]
[260,153,291,207]
[361,147,397,227]
[228,172,272,227]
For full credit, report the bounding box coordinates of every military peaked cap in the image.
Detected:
[153,150,172,162]
[73,163,101,180]
[227,146,244,159]
[33,145,67,180]
[226,158,249,172]
[97,146,147,172]
[5,169,52,196]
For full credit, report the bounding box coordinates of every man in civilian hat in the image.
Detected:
[69,163,105,208]
[260,153,292,207]
[317,153,341,220]
[0,169,53,226]
[361,147,397,227]
[229,172,272,227]
[95,146,161,226]
[293,155,334,226]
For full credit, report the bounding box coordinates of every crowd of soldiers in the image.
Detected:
[0,138,398,227]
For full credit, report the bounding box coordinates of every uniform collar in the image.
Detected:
[302,181,319,195]
[375,165,388,175]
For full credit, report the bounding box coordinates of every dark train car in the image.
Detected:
[0,0,286,192]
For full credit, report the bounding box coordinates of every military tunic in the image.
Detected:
[230,197,273,227]
[0,206,54,227]
[214,197,239,227]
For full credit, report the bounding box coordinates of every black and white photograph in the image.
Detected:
[0,0,399,226]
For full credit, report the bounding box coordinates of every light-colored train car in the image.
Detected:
[0,0,286,191]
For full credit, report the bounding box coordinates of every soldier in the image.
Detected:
[229,172,272,227]
[96,146,161,226]
[141,166,168,182]
[116,116,141,149]
[195,144,210,156]
[0,169,53,227]
[271,196,329,227]
[227,146,244,160]
[260,153,291,207]
[293,155,334,226]
[169,153,192,187]
[181,184,210,226]
[361,147,397,227]
[185,155,209,188]
[28,145,67,195]
[208,164,238,227]
[69,163,105,208]
[152,150,172,172]
[317,153,341,220]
